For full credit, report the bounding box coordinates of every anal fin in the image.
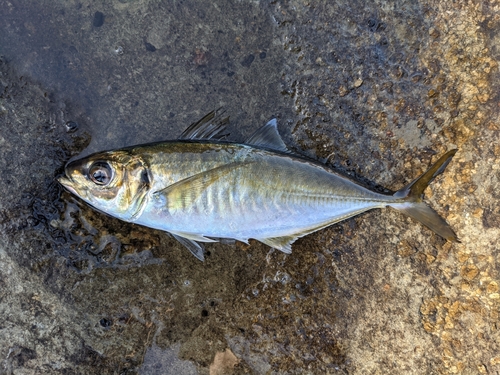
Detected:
[256,216,365,254]
[257,236,297,254]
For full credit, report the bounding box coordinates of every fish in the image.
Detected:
[58,110,459,261]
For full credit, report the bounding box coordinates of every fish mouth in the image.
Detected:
[57,175,78,196]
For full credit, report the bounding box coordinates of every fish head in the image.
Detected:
[58,151,151,220]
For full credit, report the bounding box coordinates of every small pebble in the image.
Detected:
[93,11,104,27]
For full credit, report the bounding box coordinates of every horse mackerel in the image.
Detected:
[58,111,459,260]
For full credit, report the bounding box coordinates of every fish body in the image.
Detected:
[130,141,387,242]
[59,111,458,260]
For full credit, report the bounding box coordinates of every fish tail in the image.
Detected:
[389,149,459,242]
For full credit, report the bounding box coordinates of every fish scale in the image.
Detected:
[58,112,459,261]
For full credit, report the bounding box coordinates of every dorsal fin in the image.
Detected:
[178,109,229,140]
[245,119,289,152]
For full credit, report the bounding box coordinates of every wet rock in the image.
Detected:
[92,11,104,28]
[144,40,156,52]
[0,0,498,374]
[240,54,255,68]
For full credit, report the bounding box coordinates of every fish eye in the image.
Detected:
[88,162,113,185]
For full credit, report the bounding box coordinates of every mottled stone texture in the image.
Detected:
[0,0,498,374]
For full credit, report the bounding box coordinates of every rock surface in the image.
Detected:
[0,0,498,374]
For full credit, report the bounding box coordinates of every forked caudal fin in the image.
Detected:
[389,149,459,242]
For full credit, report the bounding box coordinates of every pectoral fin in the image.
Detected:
[153,162,250,211]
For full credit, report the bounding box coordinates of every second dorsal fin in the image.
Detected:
[178,109,229,140]
[245,119,288,152]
